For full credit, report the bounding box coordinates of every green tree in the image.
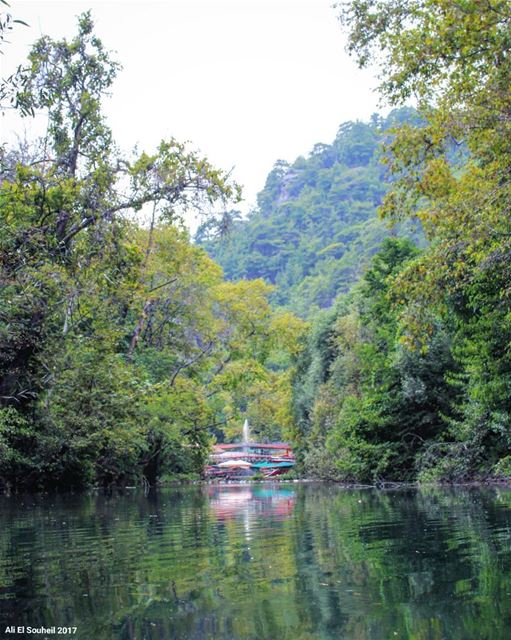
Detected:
[0,13,246,489]
[294,239,458,481]
[0,0,30,115]
[337,0,511,479]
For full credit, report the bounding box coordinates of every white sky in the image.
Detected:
[1,0,381,214]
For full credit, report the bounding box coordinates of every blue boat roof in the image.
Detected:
[251,461,294,468]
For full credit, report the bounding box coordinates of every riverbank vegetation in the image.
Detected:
[290,0,511,483]
[0,13,305,490]
[3,1,511,490]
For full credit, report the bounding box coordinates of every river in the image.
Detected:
[1,483,511,639]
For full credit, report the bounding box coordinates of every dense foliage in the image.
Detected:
[4,0,511,489]
[199,109,423,316]
[0,14,305,491]
[292,0,511,482]
[292,238,459,481]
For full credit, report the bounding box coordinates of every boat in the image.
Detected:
[205,421,295,479]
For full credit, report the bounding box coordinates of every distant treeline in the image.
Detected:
[199,107,428,316]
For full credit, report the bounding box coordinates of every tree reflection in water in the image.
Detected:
[1,485,511,639]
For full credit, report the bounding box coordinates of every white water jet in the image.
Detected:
[242,419,250,450]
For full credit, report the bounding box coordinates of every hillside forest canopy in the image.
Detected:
[2,0,511,489]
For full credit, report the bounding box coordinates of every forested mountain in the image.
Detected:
[199,108,423,315]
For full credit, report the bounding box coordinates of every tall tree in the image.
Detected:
[337,0,511,478]
[0,12,238,407]
[0,13,245,489]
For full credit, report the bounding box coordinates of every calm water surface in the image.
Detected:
[1,483,511,639]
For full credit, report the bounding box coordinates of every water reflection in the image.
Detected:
[208,485,295,521]
[1,485,511,639]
